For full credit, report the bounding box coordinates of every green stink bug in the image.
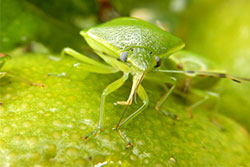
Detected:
[50,17,250,147]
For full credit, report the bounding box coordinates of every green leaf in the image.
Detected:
[0,54,249,166]
[0,0,98,52]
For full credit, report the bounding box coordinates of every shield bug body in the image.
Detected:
[52,17,249,147]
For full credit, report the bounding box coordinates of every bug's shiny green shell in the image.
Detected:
[81,17,185,58]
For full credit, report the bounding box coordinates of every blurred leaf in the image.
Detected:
[0,53,249,166]
[111,0,192,32]
[0,0,99,52]
[25,0,98,24]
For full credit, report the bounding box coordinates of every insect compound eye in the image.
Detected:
[155,56,161,67]
[120,51,129,62]
[130,48,134,52]
[149,51,153,55]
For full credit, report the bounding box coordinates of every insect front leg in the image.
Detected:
[48,62,118,78]
[48,48,119,77]
[155,77,179,120]
[116,85,149,148]
[115,73,144,106]
[61,47,110,67]
[83,73,129,141]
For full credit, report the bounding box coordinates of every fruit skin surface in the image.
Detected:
[0,54,249,167]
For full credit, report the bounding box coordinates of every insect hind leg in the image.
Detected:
[155,77,179,120]
[187,89,220,118]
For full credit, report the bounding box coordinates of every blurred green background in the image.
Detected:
[1,0,250,166]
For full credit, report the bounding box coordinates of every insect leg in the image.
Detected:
[188,89,225,129]
[83,73,129,141]
[144,73,179,120]
[48,48,119,77]
[155,78,179,120]
[187,89,219,118]
[116,85,149,148]
[48,62,118,77]
[115,73,145,106]
[96,52,131,73]
[62,47,108,67]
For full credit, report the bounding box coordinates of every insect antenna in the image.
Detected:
[116,105,129,129]
[116,72,145,128]
[154,69,250,83]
